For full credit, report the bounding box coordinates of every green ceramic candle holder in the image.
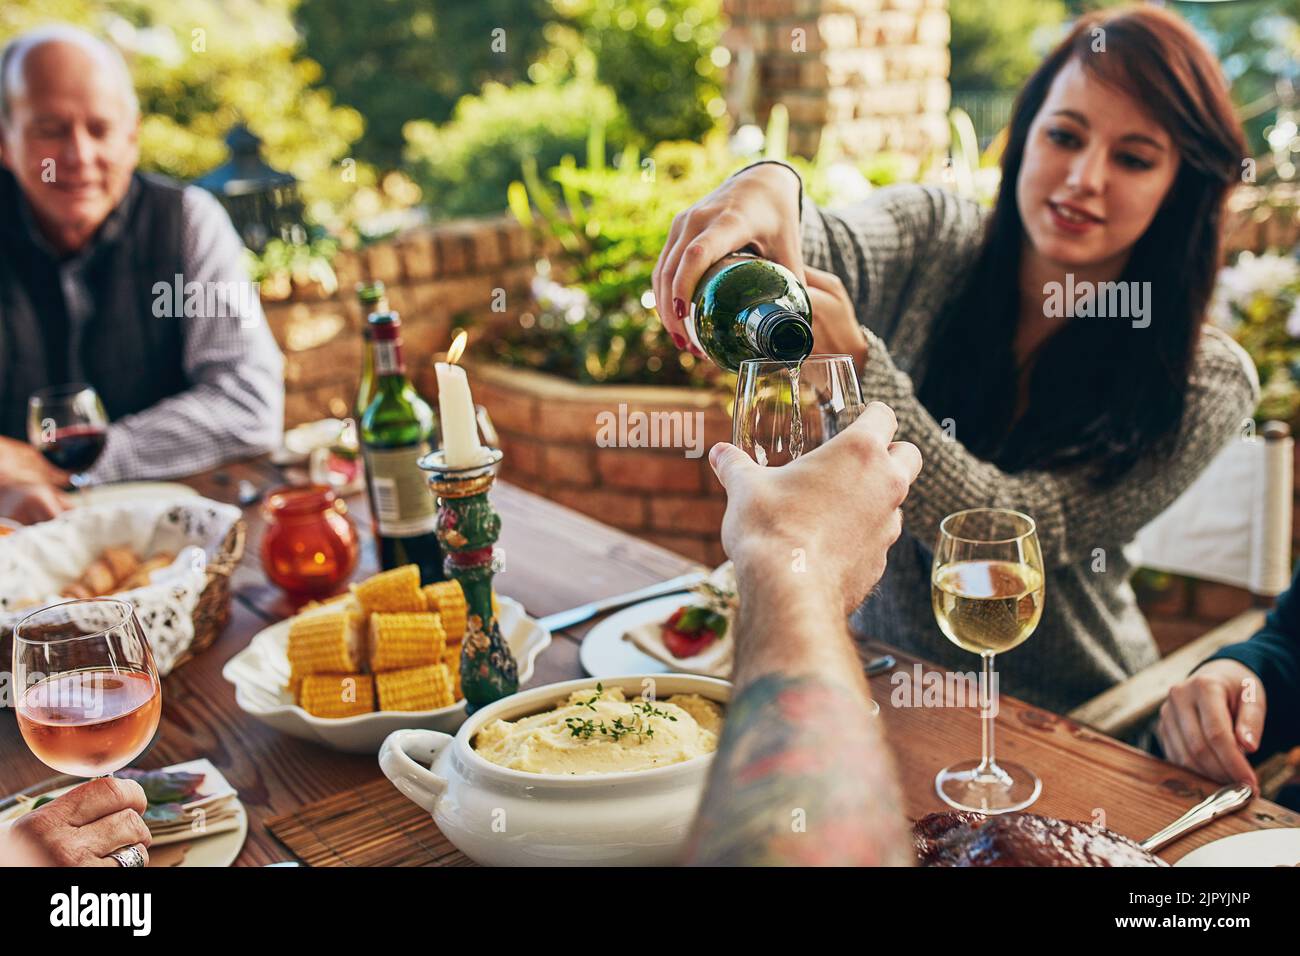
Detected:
[418,447,516,711]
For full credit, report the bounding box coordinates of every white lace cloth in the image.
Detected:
[0,498,242,676]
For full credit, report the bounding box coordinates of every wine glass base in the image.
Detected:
[935,759,1042,814]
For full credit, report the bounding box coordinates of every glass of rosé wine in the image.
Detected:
[12,599,162,778]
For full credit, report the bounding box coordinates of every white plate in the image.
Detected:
[581,595,881,715]
[74,482,200,508]
[1174,828,1300,867]
[222,595,551,753]
[0,758,247,868]
[580,595,716,678]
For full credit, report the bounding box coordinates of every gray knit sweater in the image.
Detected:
[801,184,1261,715]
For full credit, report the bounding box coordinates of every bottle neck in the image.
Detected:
[739,302,814,363]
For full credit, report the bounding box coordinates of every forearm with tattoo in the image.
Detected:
[684,671,912,866]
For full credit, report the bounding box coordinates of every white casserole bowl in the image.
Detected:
[221,595,550,754]
[379,673,730,866]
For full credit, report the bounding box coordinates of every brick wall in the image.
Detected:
[465,361,733,567]
[722,0,950,160]
[262,216,534,427]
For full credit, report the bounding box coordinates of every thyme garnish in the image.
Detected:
[563,685,678,742]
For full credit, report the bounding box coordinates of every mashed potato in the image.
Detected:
[473,685,723,774]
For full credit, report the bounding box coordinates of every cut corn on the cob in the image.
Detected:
[422,581,465,641]
[352,564,426,615]
[439,643,463,699]
[299,674,375,718]
[287,611,362,677]
[376,663,455,712]
[419,581,499,642]
[369,612,445,671]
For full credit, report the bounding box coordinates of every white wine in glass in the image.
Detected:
[931,509,1044,813]
[732,354,865,466]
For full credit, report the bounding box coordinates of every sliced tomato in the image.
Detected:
[661,606,720,658]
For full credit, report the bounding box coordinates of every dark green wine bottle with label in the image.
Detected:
[359,311,446,583]
[687,252,814,371]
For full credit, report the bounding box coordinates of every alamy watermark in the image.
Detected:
[152,274,260,327]
[1042,273,1151,329]
[889,663,1000,717]
[595,403,706,459]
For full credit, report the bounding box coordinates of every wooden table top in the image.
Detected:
[2,457,1295,865]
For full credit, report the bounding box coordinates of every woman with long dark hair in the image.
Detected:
[653,5,1259,715]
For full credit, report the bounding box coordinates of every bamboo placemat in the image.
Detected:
[266,778,474,867]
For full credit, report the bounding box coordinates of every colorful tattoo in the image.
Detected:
[684,673,912,866]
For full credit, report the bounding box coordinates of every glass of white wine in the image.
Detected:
[732,354,864,466]
[931,508,1044,813]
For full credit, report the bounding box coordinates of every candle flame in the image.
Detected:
[446,330,468,365]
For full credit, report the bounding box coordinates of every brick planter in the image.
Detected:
[264,216,534,428]
[465,360,733,567]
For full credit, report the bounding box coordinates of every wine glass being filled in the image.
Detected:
[13,599,162,779]
[28,384,109,488]
[732,354,865,467]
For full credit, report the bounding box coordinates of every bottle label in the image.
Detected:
[374,340,404,376]
[363,443,438,536]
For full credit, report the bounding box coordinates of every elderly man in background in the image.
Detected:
[0,25,283,524]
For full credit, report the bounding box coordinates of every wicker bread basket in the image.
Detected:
[170,517,245,670]
[0,499,245,676]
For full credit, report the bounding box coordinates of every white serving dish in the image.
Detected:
[221,595,550,754]
[379,673,730,866]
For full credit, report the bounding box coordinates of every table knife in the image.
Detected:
[538,571,709,632]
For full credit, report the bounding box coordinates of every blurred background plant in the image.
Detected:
[4,0,1300,396]
[494,106,915,389]
[1209,249,1300,428]
[0,0,368,230]
[495,125,737,388]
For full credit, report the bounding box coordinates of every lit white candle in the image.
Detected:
[435,360,484,467]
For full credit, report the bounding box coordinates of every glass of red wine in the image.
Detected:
[28,384,109,488]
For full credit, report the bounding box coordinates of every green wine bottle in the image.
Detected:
[354,281,388,423]
[359,311,446,583]
[687,252,814,371]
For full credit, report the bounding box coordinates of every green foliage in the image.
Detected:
[244,232,339,288]
[403,74,626,220]
[1210,247,1300,428]
[494,106,914,389]
[949,0,1067,91]
[494,127,746,388]
[297,0,550,170]
[546,0,725,147]
[1172,0,1300,165]
[0,0,366,228]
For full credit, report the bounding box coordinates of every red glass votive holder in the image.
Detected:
[260,485,359,600]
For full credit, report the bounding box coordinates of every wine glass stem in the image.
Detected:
[977,652,996,775]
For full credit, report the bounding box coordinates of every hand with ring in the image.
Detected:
[0,777,151,867]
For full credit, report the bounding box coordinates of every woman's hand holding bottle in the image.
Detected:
[653,163,805,352]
